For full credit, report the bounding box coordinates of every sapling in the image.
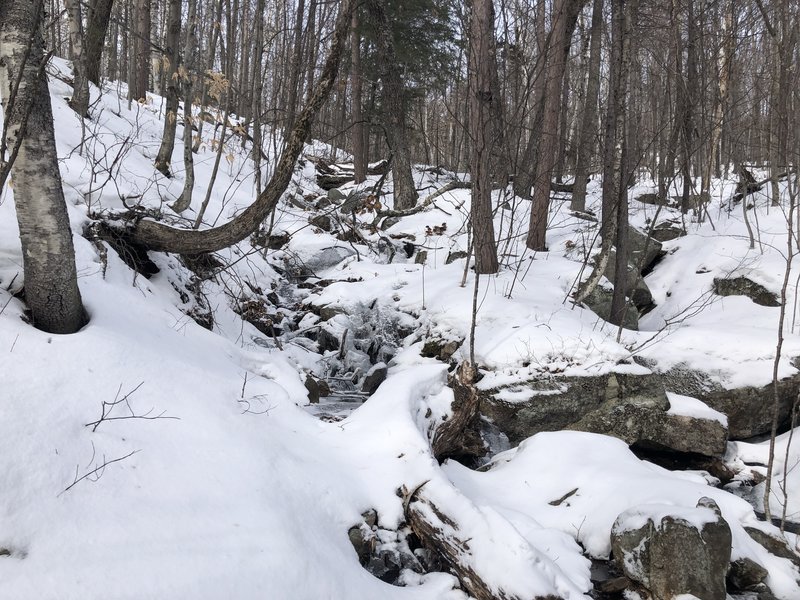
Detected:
[764,171,798,524]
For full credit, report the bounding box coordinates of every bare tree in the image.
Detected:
[85,0,115,85]
[365,0,418,211]
[154,0,182,178]
[468,0,499,274]
[0,0,87,334]
[65,0,90,117]
[570,0,603,212]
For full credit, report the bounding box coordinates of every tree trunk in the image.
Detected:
[174,0,198,213]
[607,0,637,326]
[285,0,307,133]
[85,0,114,85]
[366,0,418,211]
[700,0,733,213]
[680,0,698,214]
[65,0,89,117]
[123,0,357,254]
[526,0,583,251]
[350,11,367,183]
[154,0,182,177]
[0,0,87,334]
[130,0,150,101]
[468,0,499,274]
[512,0,547,201]
[571,0,603,212]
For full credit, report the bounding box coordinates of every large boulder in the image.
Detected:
[285,246,356,277]
[570,395,728,457]
[583,284,640,330]
[656,363,800,439]
[713,276,780,307]
[480,373,729,457]
[480,372,667,446]
[604,249,655,313]
[611,498,732,600]
[628,226,664,274]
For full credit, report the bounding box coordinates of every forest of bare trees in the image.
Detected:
[1,0,799,333]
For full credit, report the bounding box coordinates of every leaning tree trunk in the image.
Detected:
[571,0,603,212]
[0,0,87,334]
[468,0,499,274]
[153,0,182,178]
[85,0,115,85]
[366,0,418,211]
[121,0,357,254]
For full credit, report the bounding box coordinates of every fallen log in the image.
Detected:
[404,483,564,600]
[372,180,470,228]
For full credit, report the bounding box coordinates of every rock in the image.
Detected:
[317,379,331,397]
[604,250,655,312]
[611,498,732,600]
[583,284,639,330]
[651,222,684,243]
[317,172,354,190]
[656,364,800,439]
[744,526,800,569]
[445,250,469,264]
[367,159,390,175]
[570,396,728,458]
[317,327,340,352]
[713,276,780,307]
[414,250,428,265]
[361,363,388,395]
[628,226,664,274]
[421,338,463,362]
[348,510,378,566]
[483,370,726,457]
[480,372,667,446]
[305,376,320,404]
[728,557,769,591]
[309,214,333,232]
[645,411,728,457]
[318,305,345,321]
[286,246,356,277]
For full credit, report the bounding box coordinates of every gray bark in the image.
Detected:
[350,11,366,183]
[571,0,603,212]
[526,0,584,251]
[85,0,115,85]
[468,0,499,274]
[65,0,89,117]
[174,0,198,213]
[0,0,86,334]
[154,0,181,178]
[366,0,418,211]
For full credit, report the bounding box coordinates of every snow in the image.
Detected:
[1,58,799,599]
[613,503,719,533]
[666,392,729,426]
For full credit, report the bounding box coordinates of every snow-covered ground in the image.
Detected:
[1,59,799,598]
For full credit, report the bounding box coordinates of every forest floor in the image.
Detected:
[0,60,799,599]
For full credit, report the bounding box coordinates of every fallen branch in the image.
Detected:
[372,180,470,228]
